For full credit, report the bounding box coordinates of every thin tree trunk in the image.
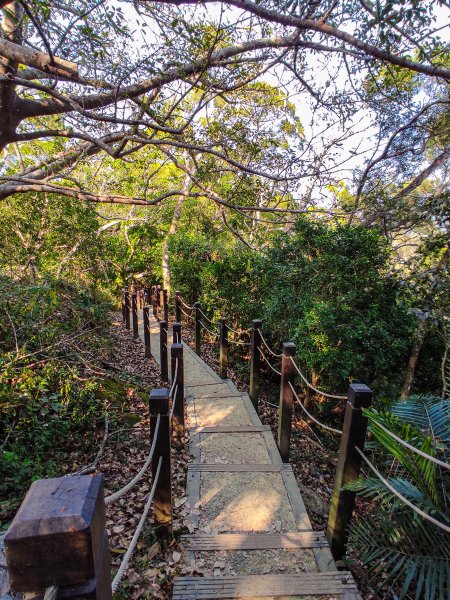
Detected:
[161,162,189,296]
[401,318,428,398]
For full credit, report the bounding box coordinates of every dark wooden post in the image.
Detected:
[173,321,181,344]
[194,302,201,356]
[277,341,296,463]
[249,319,262,412]
[4,475,112,599]
[124,289,130,330]
[219,317,229,379]
[149,388,173,539]
[131,292,139,339]
[159,320,168,382]
[152,285,158,318]
[171,343,185,437]
[163,289,169,323]
[326,383,372,560]
[121,288,126,322]
[175,291,181,322]
[156,285,162,320]
[143,305,151,357]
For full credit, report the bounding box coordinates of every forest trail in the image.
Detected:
[137,314,361,599]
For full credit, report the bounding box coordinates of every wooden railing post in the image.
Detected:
[163,289,169,323]
[194,302,201,356]
[4,475,112,599]
[326,383,372,560]
[143,305,151,357]
[219,317,229,379]
[132,292,139,339]
[173,321,181,344]
[121,288,126,322]
[171,343,185,437]
[149,388,173,539]
[152,285,158,319]
[175,291,181,322]
[159,320,168,382]
[277,341,296,462]
[156,285,162,320]
[249,319,262,412]
[124,289,130,330]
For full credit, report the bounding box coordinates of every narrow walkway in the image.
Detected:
[138,315,361,599]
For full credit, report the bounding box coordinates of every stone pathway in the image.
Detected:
[138,314,361,599]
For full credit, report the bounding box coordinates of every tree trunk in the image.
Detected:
[161,163,189,296]
[401,318,428,398]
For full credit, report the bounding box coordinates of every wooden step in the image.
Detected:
[188,464,291,472]
[192,425,271,433]
[182,531,327,550]
[173,572,359,599]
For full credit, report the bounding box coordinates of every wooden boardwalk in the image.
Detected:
[138,315,361,599]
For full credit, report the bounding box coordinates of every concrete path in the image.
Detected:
[136,313,361,599]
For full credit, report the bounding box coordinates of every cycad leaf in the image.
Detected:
[390,395,450,445]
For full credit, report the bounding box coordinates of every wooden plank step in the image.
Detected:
[181,532,326,550]
[172,572,358,599]
[188,464,290,472]
[192,425,271,433]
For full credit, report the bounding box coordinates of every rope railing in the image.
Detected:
[354,446,450,533]
[169,388,178,419]
[258,346,281,376]
[198,307,215,325]
[170,359,179,397]
[104,414,161,505]
[288,381,342,435]
[259,331,282,357]
[111,456,163,592]
[180,306,194,320]
[180,298,193,310]
[289,356,347,400]
[228,337,251,347]
[200,319,220,338]
[371,420,450,470]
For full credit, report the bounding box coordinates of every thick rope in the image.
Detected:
[170,359,179,396]
[104,414,161,505]
[180,298,193,310]
[200,320,220,338]
[355,447,450,533]
[258,346,281,376]
[180,307,194,320]
[170,387,178,419]
[373,421,450,470]
[198,307,215,324]
[288,382,342,435]
[228,337,251,346]
[111,456,163,592]
[227,324,251,336]
[259,331,282,357]
[43,586,58,600]
[289,356,347,400]
[69,410,109,476]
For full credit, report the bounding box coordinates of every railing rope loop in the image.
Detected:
[289,356,347,400]
[258,346,281,375]
[259,331,282,357]
[288,381,342,435]
[111,456,163,592]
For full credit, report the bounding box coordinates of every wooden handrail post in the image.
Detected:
[156,285,162,320]
[173,321,181,344]
[219,317,229,380]
[159,320,169,382]
[163,289,169,323]
[131,292,139,339]
[171,343,185,437]
[149,388,173,539]
[194,302,201,356]
[152,285,158,318]
[277,341,296,463]
[4,475,112,599]
[121,288,126,322]
[175,291,181,322]
[124,289,130,330]
[326,383,372,560]
[143,305,151,357]
[249,319,262,412]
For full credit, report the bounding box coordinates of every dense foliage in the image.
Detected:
[0,278,111,521]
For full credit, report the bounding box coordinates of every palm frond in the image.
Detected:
[349,505,450,600]
[389,395,450,445]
